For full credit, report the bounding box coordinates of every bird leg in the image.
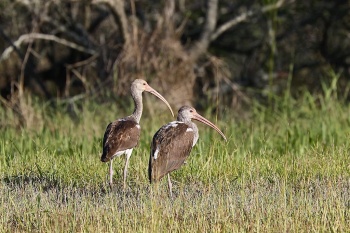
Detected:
[167,174,173,198]
[123,149,133,190]
[109,160,114,188]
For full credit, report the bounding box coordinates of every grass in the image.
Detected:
[0,85,350,232]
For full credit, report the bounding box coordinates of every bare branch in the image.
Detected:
[41,15,93,49]
[188,0,218,60]
[0,33,96,61]
[164,0,175,36]
[0,27,24,60]
[211,0,296,41]
[92,0,130,45]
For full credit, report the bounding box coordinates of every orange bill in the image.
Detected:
[145,85,174,117]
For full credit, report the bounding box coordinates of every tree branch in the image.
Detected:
[211,0,295,41]
[0,27,25,60]
[188,0,218,60]
[92,0,130,45]
[0,33,96,61]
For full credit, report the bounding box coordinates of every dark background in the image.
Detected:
[1,0,349,110]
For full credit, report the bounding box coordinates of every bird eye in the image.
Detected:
[143,83,146,85]
[190,110,193,113]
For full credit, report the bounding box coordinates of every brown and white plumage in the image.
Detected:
[101,79,174,188]
[149,122,194,182]
[101,118,140,162]
[148,106,226,196]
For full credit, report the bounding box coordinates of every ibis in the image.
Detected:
[148,105,226,196]
[101,79,174,188]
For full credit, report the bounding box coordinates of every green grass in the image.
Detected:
[0,88,350,232]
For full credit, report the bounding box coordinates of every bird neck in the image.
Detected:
[131,90,143,123]
[189,122,199,146]
[178,116,199,146]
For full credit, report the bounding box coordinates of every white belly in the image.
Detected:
[112,148,133,159]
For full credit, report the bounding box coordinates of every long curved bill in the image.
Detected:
[146,85,174,117]
[192,112,227,141]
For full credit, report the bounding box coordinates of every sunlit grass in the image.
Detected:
[1,87,350,232]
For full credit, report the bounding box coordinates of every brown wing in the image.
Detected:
[148,122,194,183]
[101,119,140,162]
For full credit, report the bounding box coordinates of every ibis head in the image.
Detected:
[131,79,174,118]
[177,106,227,141]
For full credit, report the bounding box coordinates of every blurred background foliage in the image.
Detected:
[0,0,350,123]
